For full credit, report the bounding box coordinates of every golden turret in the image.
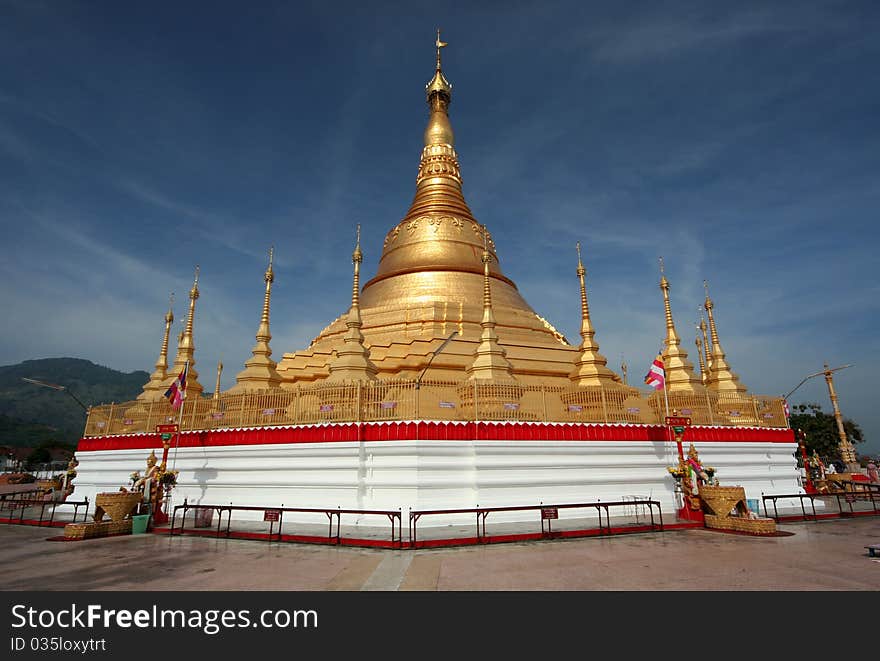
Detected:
[466,226,515,381]
[138,293,175,401]
[658,258,704,393]
[702,281,747,393]
[569,242,620,386]
[230,247,282,391]
[166,266,203,396]
[326,226,379,382]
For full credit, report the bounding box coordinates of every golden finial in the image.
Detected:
[265,246,275,283]
[426,29,452,101]
[190,265,200,300]
[165,292,175,323]
[659,256,668,288]
[435,28,448,71]
[703,279,712,310]
[353,224,363,264]
[621,355,628,385]
[576,241,585,278]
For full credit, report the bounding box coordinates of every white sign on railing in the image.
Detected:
[380,401,397,409]
[439,401,456,409]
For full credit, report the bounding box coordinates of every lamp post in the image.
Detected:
[783,364,858,471]
[21,377,89,412]
[414,331,458,419]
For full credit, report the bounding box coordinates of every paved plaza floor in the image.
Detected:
[1,515,878,591]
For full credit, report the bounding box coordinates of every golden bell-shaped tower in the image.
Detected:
[276,32,578,386]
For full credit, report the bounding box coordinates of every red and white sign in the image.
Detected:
[263,510,281,522]
[541,507,558,520]
[156,424,179,433]
[665,416,691,427]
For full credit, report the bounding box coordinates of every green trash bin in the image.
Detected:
[131,514,150,534]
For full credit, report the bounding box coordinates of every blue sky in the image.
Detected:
[1,1,878,454]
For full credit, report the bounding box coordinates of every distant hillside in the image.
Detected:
[0,358,149,446]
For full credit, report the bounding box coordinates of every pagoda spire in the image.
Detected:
[231,247,282,391]
[167,266,204,396]
[466,226,515,381]
[326,226,378,382]
[213,360,223,402]
[569,242,619,386]
[702,280,747,392]
[138,293,175,400]
[698,311,711,378]
[695,334,707,384]
[657,258,704,393]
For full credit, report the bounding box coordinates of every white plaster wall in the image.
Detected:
[71,437,803,528]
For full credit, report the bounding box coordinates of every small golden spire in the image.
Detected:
[569,241,619,386]
[656,259,703,393]
[326,228,378,382]
[352,224,362,309]
[702,280,747,393]
[698,309,711,378]
[695,334,706,385]
[621,355,628,385]
[466,224,515,381]
[138,293,177,400]
[435,28,448,71]
[166,267,203,396]
[231,247,282,391]
[213,360,223,402]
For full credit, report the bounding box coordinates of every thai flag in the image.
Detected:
[644,352,665,391]
[164,363,188,409]
[783,399,790,418]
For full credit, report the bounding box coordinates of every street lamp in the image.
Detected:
[415,331,458,419]
[783,364,858,471]
[21,377,89,412]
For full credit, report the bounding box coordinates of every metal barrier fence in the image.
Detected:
[83,378,789,437]
[169,500,403,548]
[408,499,664,547]
[762,484,880,522]
[0,497,90,526]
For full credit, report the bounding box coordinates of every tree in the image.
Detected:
[789,403,863,465]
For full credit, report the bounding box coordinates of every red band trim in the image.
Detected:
[77,422,795,453]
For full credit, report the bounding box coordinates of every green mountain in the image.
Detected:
[0,358,149,446]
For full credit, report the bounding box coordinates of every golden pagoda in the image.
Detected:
[275,32,579,387]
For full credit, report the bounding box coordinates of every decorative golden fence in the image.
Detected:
[82,379,790,437]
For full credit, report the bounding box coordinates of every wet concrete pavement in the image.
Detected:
[1,516,878,591]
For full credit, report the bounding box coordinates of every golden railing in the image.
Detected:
[83,380,790,437]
